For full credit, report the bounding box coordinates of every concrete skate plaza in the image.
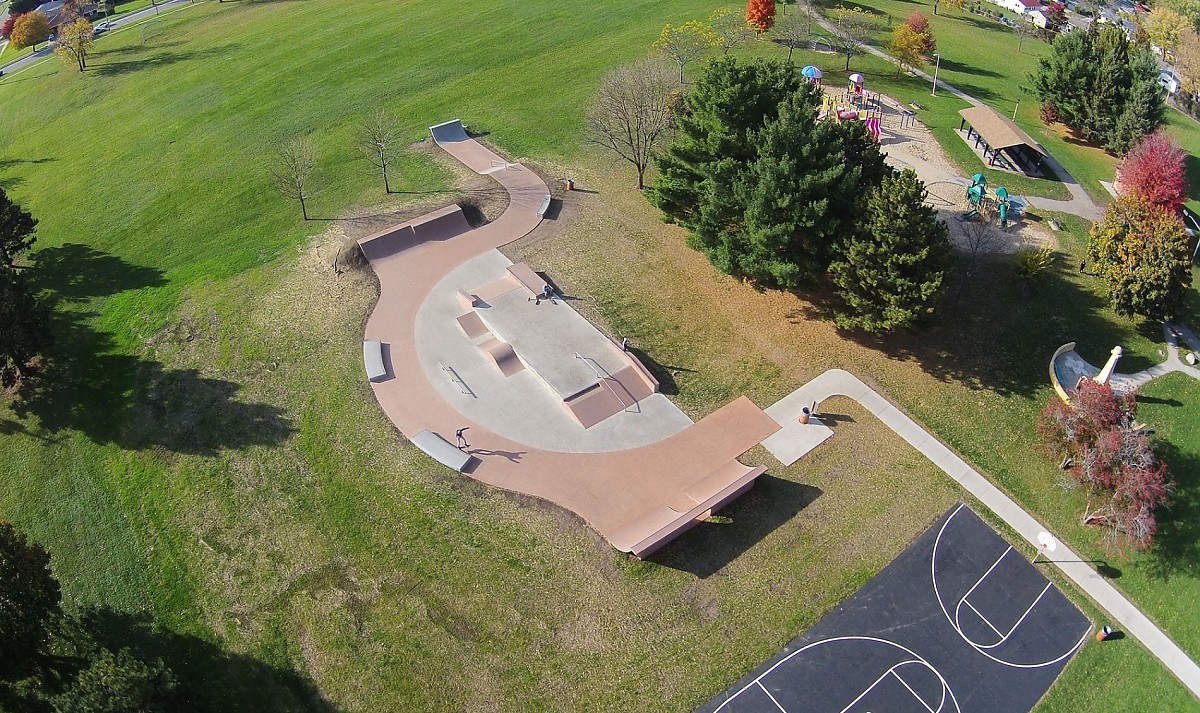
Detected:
[359,120,781,556]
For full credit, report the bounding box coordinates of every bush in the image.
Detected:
[1012,245,1054,281]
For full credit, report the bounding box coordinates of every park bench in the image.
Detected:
[411,429,472,472]
[363,340,388,382]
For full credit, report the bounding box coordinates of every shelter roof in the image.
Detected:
[958,105,1047,155]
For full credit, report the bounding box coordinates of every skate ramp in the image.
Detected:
[429,119,470,146]
[358,204,471,261]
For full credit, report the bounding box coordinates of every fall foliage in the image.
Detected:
[746,0,777,33]
[1088,194,1193,320]
[1037,381,1174,552]
[9,10,50,50]
[1117,131,1188,214]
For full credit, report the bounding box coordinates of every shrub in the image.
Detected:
[1012,245,1054,281]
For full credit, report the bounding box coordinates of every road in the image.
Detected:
[0,0,200,79]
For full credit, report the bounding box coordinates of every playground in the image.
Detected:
[811,71,1057,253]
[701,505,1091,713]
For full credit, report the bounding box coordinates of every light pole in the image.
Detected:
[931,53,941,96]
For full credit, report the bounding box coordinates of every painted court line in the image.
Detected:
[754,681,788,713]
[890,667,938,713]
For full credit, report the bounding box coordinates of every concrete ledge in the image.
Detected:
[412,429,472,472]
[537,194,552,218]
[363,340,388,382]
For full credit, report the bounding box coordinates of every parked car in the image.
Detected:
[1158,71,1180,95]
[93,20,112,35]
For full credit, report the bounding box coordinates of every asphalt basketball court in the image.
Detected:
[700,504,1091,713]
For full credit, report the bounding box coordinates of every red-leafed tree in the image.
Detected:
[1117,131,1188,215]
[746,0,777,33]
[1037,380,1175,552]
[902,11,937,54]
[1044,2,1067,31]
[1,14,18,41]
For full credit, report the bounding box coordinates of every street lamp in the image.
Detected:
[932,53,942,96]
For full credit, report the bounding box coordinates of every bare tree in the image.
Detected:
[830,7,879,71]
[772,3,817,64]
[357,109,399,194]
[587,58,678,190]
[273,137,316,220]
[957,220,1001,284]
[1014,17,1035,53]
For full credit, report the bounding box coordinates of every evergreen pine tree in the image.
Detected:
[830,169,952,332]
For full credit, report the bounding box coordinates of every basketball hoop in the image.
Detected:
[1032,531,1057,563]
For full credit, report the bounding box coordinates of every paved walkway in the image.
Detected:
[792,369,1200,699]
[814,21,1104,222]
[1105,323,1200,390]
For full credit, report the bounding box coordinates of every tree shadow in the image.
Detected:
[648,476,823,578]
[790,253,1162,397]
[1142,438,1200,580]
[938,57,1004,79]
[67,607,337,713]
[90,44,242,78]
[10,244,293,455]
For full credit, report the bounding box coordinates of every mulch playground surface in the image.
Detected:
[699,504,1092,713]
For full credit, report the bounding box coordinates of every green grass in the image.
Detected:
[0,0,1198,709]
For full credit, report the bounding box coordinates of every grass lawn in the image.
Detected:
[0,0,1197,710]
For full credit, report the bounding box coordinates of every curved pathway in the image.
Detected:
[791,369,1200,699]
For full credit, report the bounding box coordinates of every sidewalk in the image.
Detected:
[789,369,1200,699]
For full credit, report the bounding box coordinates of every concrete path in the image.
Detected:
[794,368,1200,700]
[1106,323,1200,390]
[815,20,1104,222]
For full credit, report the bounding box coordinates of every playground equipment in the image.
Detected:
[817,91,884,140]
[801,65,823,84]
[848,73,864,95]
[960,173,1015,228]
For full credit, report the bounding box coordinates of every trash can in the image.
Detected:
[799,407,811,425]
[566,178,575,191]
[1096,625,1115,641]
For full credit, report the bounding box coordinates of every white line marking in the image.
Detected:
[755,681,789,713]
[891,667,937,713]
[932,506,1093,668]
[713,636,960,713]
[962,599,1004,639]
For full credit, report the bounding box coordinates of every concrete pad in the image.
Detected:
[413,250,693,453]
[761,418,834,467]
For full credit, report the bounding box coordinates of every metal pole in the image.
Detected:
[932,53,941,96]
[1013,99,1020,120]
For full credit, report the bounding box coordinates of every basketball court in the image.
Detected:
[700,505,1091,713]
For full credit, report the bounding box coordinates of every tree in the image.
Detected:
[1148,6,1185,59]
[771,2,816,64]
[356,109,399,194]
[272,137,316,220]
[9,10,50,51]
[902,11,936,54]
[51,648,179,713]
[1118,132,1188,214]
[727,91,864,286]
[830,7,878,70]
[1159,0,1200,31]
[1175,28,1200,96]
[1044,2,1067,32]
[54,18,95,73]
[9,0,41,14]
[1014,16,1036,53]
[0,267,52,388]
[1,15,18,41]
[0,187,38,270]
[1037,381,1174,552]
[1108,72,1167,155]
[651,56,803,229]
[830,169,951,332]
[587,58,678,190]
[1088,195,1194,320]
[890,24,927,74]
[0,522,61,677]
[653,20,718,84]
[711,7,754,55]
[746,0,777,33]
